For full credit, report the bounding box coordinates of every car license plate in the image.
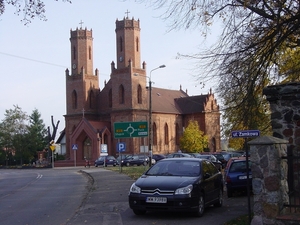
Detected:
[239,175,252,179]
[146,197,167,203]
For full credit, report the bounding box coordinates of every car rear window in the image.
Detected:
[229,161,251,173]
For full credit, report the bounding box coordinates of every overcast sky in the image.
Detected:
[0,0,217,133]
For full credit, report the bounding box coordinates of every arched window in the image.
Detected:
[119,36,123,52]
[119,85,125,104]
[89,46,92,60]
[175,123,180,145]
[211,137,216,152]
[108,89,112,108]
[73,46,76,60]
[136,37,139,52]
[72,90,77,109]
[164,123,169,145]
[153,122,157,146]
[137,84,142,104]
[89,90,95,109]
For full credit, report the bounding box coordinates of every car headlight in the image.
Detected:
[129,183,141,194]
[175,184,193,195]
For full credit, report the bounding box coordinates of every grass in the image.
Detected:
[106,165,251,225]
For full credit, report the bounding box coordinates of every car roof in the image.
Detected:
[161,157,205,162]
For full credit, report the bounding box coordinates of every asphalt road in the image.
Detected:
[69,167,252,225]
[0,168,88,225]
[0,167,252,225]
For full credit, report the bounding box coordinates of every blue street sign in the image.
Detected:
[72,144,78,150]
[231,130,260,138]
[117,142,126,152]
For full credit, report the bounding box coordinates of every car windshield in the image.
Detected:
[146,160,201,177]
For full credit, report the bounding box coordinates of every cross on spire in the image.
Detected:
[79,20,84,29]
[125,9,130,19]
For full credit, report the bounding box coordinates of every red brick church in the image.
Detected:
[58,15,221,166]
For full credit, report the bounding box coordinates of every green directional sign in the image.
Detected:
[114,121,148,138]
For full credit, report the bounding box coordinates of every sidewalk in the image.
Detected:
[66,167,133,225]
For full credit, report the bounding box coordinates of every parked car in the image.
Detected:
[197,154,222,171]
[188,153,201,158]
[221,151,243,162]
[94,155,118,167]
[225,158,252,197]
[166,153,193,158]
[116,154,130,164]
[121,154,149,166]
[211,152,227,168]
[128,158,223,217]
[152,154,166,164]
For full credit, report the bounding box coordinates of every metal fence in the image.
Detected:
[282,150,300,212]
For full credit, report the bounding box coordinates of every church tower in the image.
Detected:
[65,27,100,158]
[108,16,148,112]
[66,27,99,116]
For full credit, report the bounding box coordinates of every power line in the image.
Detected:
[0,51,68,68]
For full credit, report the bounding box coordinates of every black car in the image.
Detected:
[121,154,149,166]
[152,154,166,164]
[197,154,222,171]
[128,158,223,217]
[166,153,193,158]
[94,155,118,167]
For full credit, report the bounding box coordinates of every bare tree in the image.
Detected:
[0,0,71,24]
[136,0,299,146]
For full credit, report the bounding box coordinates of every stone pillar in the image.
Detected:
[248,136,289,225]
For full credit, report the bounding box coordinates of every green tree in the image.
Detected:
[179,120,208,153]
[27,109,48,161]
[0,105,28,165]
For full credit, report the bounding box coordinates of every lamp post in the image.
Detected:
[148,65,166,166]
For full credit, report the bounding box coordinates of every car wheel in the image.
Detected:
[143,161,147,166]
[214,189,223,207]
[94,164,98,167]
[133,209,146,215]
[227,188,233,198]
[195,194,205,217]
[126,162,130,167]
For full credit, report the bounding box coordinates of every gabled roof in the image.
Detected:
[175,95,209,114]
[151,87,210,114]
[151,87,188,113]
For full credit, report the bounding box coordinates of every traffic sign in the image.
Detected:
[72,144,78,150]
[231,130,260,138]
[117,142,126,152]
[114,121,148,138]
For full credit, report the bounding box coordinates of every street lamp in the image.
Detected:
[148,65,166,166]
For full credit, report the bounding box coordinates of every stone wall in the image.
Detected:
[247,82,300,225]
[248,136,289,225]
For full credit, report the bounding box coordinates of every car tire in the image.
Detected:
[126,162,130,167]
[133,209,146,215]
[195,194,205,217]
[143,161,147,166]
[95,164,98,167]
[214,189,223,207]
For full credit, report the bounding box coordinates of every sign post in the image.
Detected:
[72,144,78,167]
[231,129,260,224]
